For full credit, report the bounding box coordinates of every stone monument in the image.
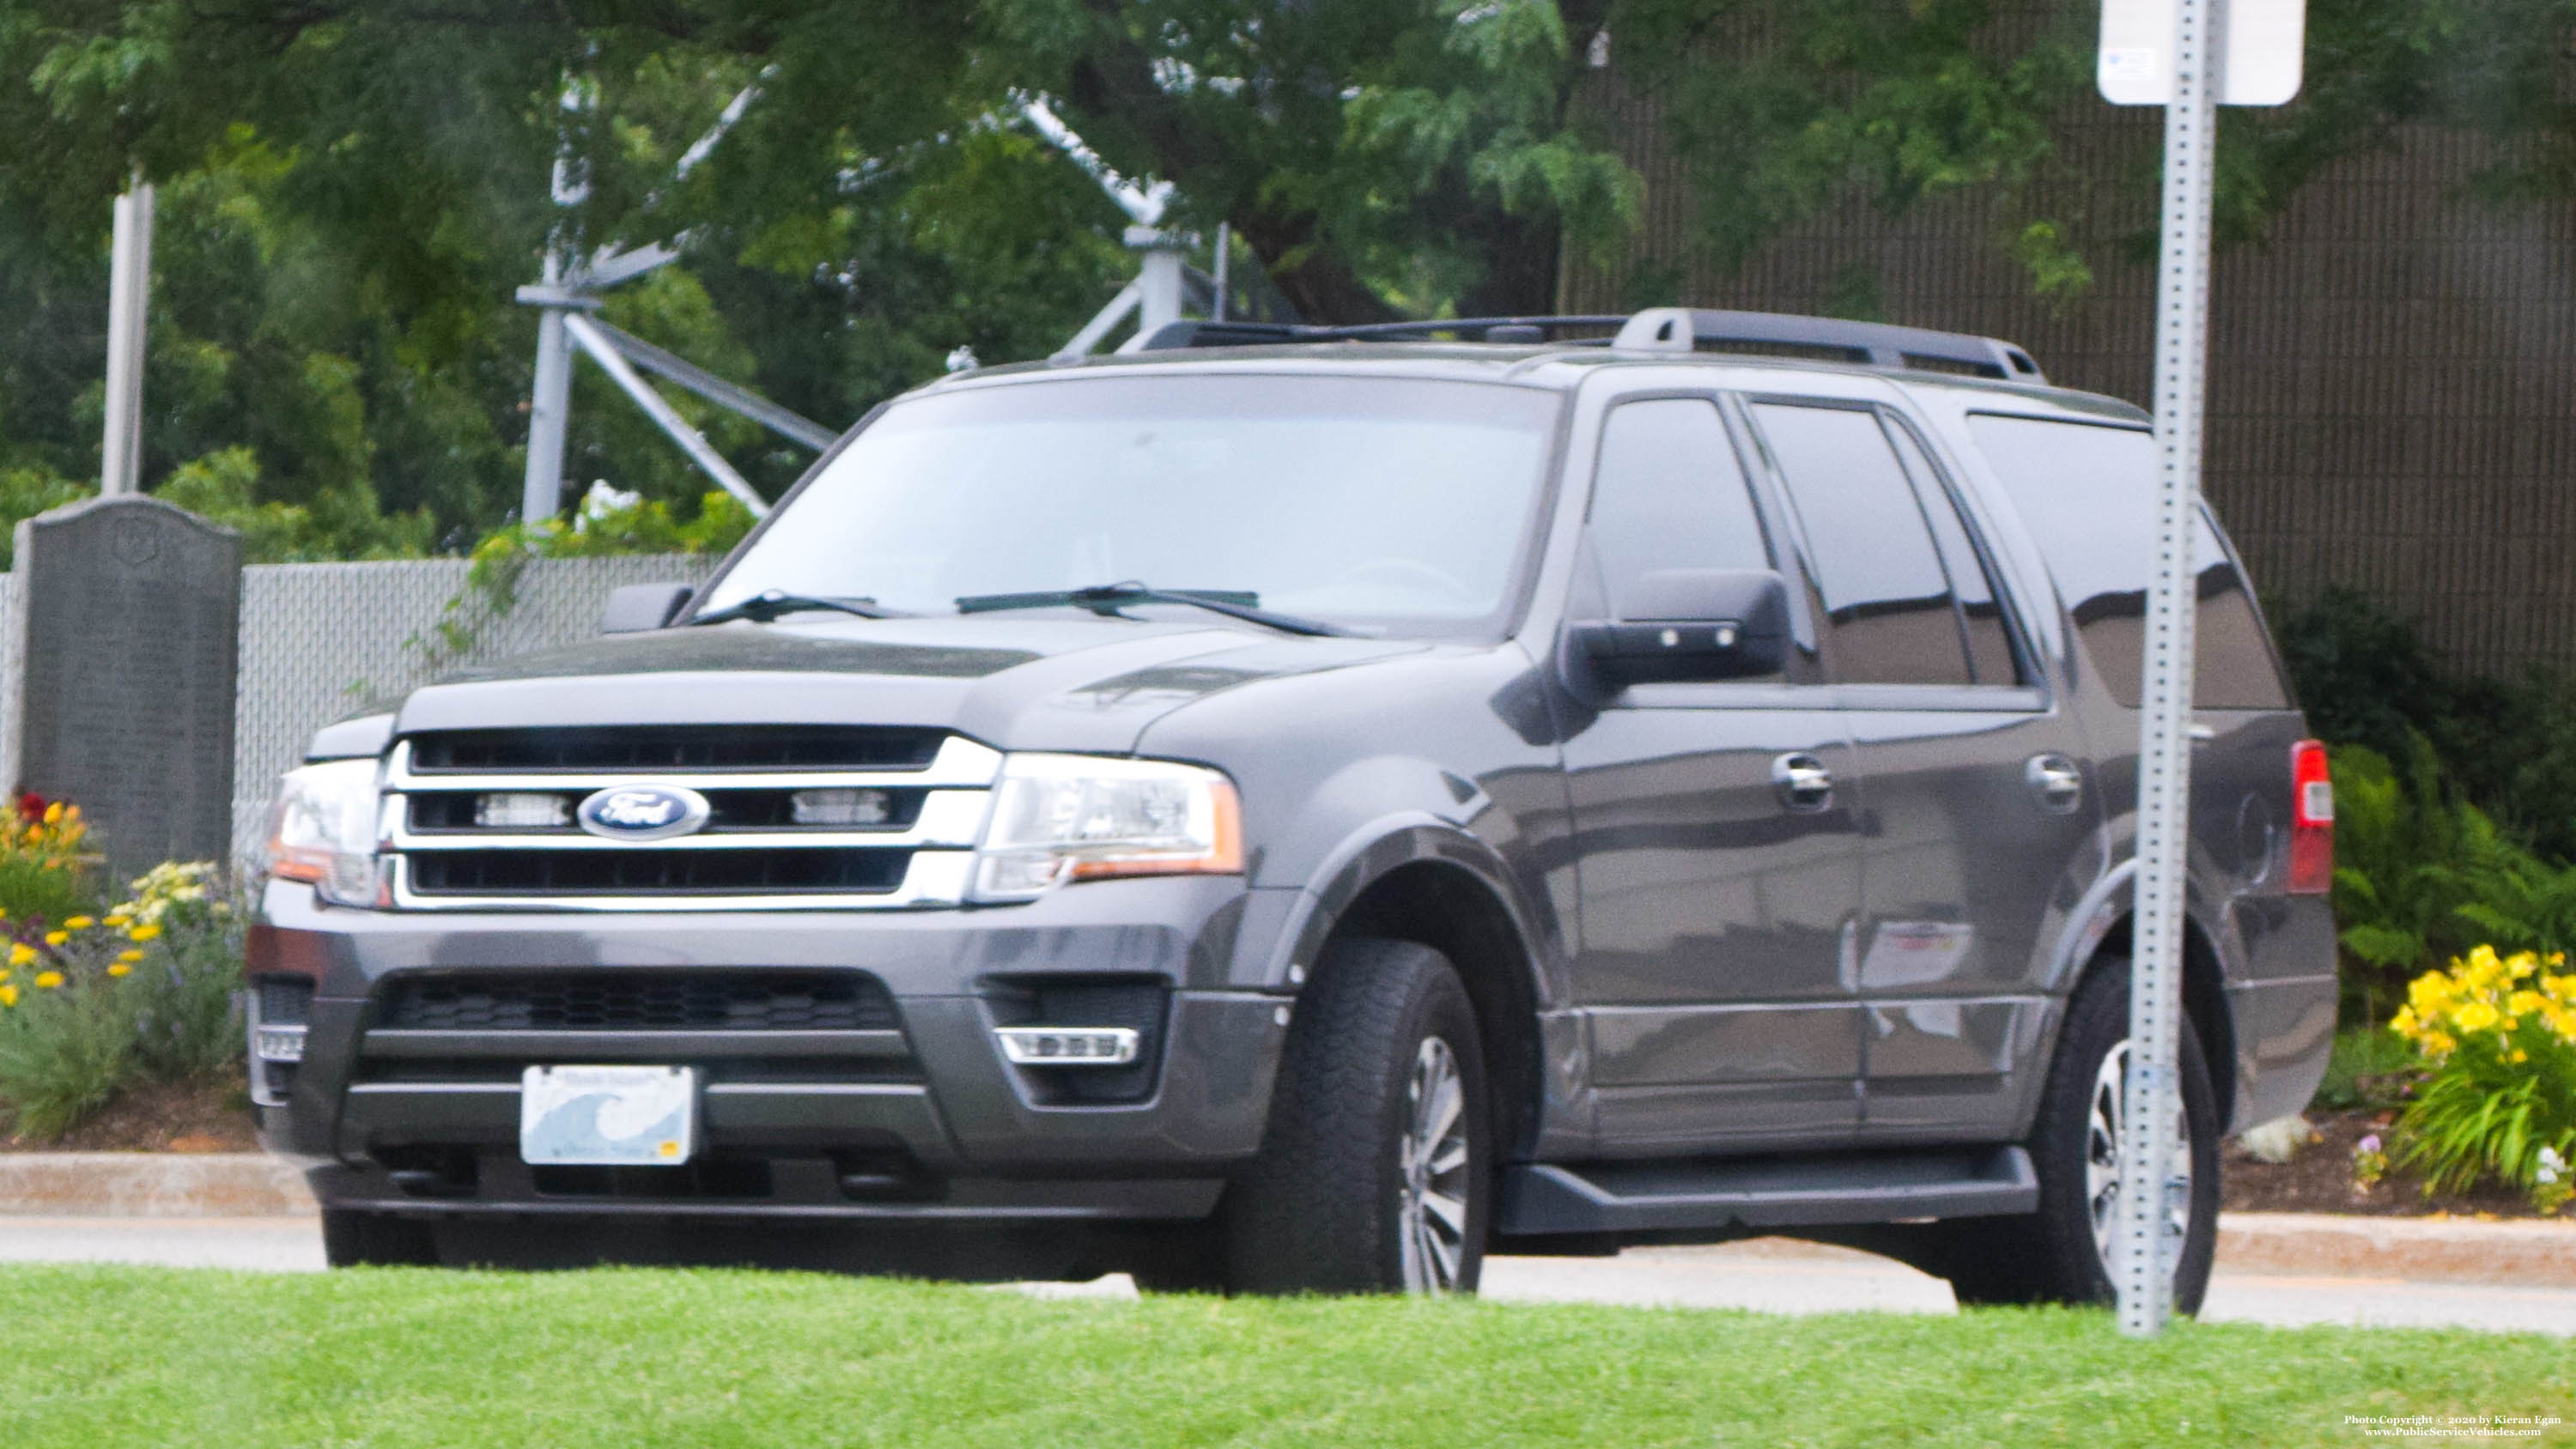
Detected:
[5,496,242,882]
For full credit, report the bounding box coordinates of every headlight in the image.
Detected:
[266,758,385,907]
[974,755,1242,900]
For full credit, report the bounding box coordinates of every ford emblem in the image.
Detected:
[575,785,713,841]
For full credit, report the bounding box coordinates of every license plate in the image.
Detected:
[519,1065,697,1167]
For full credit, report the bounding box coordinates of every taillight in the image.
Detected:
[2288,738,2333,894]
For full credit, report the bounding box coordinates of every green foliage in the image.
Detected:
[115,864,244,1084]
[154,447,436,563]
[2312,1026,2417,1112]
[2277,586,2576,865]
[2402,1055,2576,1204]
[0,829,241,1141]
[0,969,132,1141]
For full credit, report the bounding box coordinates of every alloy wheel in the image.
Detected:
[1395,1035,1473,1294]
[2084,1040,2194,1286]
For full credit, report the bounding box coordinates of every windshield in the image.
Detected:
[696,374,1562,637]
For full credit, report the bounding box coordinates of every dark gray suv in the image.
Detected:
[249,306,2336,1310]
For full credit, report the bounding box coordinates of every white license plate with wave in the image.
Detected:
[519,1065,697,1166]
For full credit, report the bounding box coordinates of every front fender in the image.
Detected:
[1242,816,1564,1011]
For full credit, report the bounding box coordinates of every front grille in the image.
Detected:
[407,848,911,897]
[379,971,900,1032]
[380,729,994,910]
[404,787,930,834]
[406,726,944,773]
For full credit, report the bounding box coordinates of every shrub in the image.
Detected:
[2275,587,2576,864]
[0,859,243,1142]
[2387,945,2576,1212]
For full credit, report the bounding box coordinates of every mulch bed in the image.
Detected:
[2222,1105,2553,1220]
[0,1076,258,1154]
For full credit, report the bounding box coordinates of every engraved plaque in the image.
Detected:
[9,497,242,881]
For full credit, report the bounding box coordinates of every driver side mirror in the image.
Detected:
[601,583,695,634]
[1567,568,1789,688]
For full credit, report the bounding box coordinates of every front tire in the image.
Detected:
[1218,937,1491,1295]
[1934,956,2221,1312]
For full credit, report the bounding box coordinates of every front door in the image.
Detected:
[1564,394,1864,1152]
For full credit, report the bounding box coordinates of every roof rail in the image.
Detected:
[1139,316,1628,349]
[1135,306,2048,385]
[1613,307,2045,384]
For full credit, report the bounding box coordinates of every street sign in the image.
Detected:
[2110,0,2302,1339]
[2099,0,2305,106]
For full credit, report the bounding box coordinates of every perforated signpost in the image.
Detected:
[2099,0,2305,1337]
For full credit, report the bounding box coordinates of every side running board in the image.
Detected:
[1498,1145,2037,1238]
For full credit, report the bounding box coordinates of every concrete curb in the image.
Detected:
[2216,1211,2576,1288]
[0,1154,313,1219]
[3,1155,2570,1286]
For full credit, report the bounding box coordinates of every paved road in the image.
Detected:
[7,1217,2571,1334]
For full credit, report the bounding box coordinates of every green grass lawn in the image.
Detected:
[6,1264,2568,1447]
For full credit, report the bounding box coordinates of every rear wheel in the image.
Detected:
[1215,937,1490,1295]
[320,1209,439,1268]
[1932,956,2221,1311]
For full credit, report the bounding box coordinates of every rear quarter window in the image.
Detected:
[1965,415,2289,710]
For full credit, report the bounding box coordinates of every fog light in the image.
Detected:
[477,792,570,829]
[993,1027,1139,1066]
[792,788,892,827]
[254,1025,307,1064]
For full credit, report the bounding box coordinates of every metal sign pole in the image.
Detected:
[2119,0,2220,1338]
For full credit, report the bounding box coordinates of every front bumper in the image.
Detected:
[254,874,1290,1222]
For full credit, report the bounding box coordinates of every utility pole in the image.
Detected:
[100,168,154,495]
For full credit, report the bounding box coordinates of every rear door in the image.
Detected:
[1744,398,2094,1141]
[1563,393,1864,1152]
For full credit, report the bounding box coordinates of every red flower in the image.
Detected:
[14,792,48,822]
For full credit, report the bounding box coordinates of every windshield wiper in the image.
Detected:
[954,582,1351,638]
[687,590,907,626]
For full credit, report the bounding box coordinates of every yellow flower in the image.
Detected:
[127,923,161,943]
[62,915,92,931]
[2421,1029,2458,1058]
[2509,990,2546,1019]
[41,802,60,823]
[2452,999,2501,1034]
[2509,951,2541,979]
[33,971,62,990]
[115,949,143,964]
[0,984,15,1006]
[105,963,130,978]
[5,943,31,967]
[42,931,66,947]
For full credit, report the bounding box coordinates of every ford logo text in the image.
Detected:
[575,785,713,841]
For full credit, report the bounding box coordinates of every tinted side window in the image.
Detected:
[1965,415,2291,709]
[1884,421,2023,685]
[1752,403,1972,687]
[1587,398,1774,613]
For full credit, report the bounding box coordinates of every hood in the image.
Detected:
[392,614,1429,755]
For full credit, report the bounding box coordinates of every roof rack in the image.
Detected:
[1140,316,1628,349]
[1137,306,2045,384]
[1613,307,2045,384]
